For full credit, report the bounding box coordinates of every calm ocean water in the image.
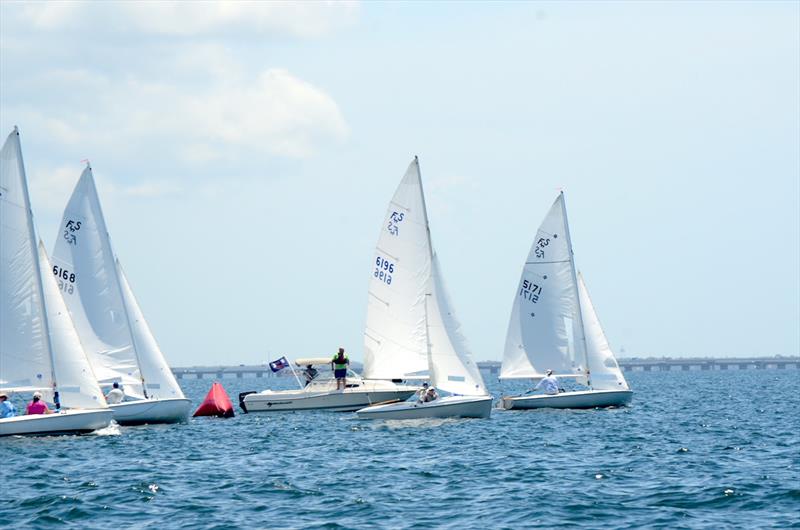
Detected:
[1,369,798,529]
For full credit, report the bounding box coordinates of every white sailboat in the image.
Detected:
[242,159,440,413]
[51,165,190,425]
[357,158,492,420]
[500,192,632,409]
[0,128,112,436]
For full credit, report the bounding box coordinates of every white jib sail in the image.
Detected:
[426,253,487,396]
[500,192,585,379]
[363,158,431,380]
[578,272,629,391]
[0,128,53,395]
[37,242,108,409]
[117,259,185,399]
[51,165,145,399]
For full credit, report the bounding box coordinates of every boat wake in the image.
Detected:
[93,420,121,436]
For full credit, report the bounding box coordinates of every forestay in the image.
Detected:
[426,254,487,396]
[363,158,431,380]
[500,193,585,379]
[51,166,145,398]
[0,129,53,394]
[578,273,629,391]
[117,260,185,399]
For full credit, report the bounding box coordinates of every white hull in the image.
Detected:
[243,384,417,413]
[109,398,191,425]
[0,409,113,437]
[502,389,633,410]
[357,395,493,420]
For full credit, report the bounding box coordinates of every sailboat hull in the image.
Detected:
[243,388,417,413]
[0,409,113,437]
[356,395,493,420]
[502,389,633,410]
[109,398,191,425]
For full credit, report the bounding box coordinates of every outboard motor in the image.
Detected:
[238,391,256,413]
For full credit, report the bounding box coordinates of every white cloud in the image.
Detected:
[17,1,359,38]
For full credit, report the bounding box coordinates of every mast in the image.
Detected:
[424,293,433,382]
[416,157,436,382]
[559,192,592,389]
[14,127,61,409]
[86,167,149,398]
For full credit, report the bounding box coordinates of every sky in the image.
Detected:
[1,1,798,366]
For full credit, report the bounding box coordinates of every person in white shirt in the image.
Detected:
[534,369,560,395]
[105,382,124,404]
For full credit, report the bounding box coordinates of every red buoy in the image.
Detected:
[193,381,235,418]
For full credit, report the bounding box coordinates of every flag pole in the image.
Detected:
[287,360,303,389]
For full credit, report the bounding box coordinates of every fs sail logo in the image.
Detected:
[387,211,405,236]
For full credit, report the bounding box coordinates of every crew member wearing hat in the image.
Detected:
[533,369,560,395]
[26,391,51,415]
[0,392,17,418]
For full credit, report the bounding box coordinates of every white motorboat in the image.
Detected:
[499,192,633,410]
[242,365,417,413]
[357,157,492,421]
[51,166,190,425]
[0,128,112,437]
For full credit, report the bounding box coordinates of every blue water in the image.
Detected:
[1,370,799,529]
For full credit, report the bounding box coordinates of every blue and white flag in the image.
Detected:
[269,356,290,373]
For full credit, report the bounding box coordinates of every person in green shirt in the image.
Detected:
[331,348,350,390]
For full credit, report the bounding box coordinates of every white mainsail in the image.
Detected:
[0,128,53,394]
[501,192,586,379]
[363,158,431,380]
[426,254,487,396]
[578,272,629,391]
[51,165,145,398]
[364,156,487,395]
[117,259,185,399]
[38,242,107,408]
[0,128,107,409]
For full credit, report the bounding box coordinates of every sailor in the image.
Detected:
[331,348,350,390]
[105,382,125,404]
[26,391,51,415]
[534,369,560,395]
[416,382,430,402]
[303,364,319,387]
[0,392,17,418]
[424,386,439,403]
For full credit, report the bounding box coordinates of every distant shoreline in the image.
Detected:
[171,356,800,380]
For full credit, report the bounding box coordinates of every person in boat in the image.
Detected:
[0,392,17,418]
[303,364,319,387]
[416,382,430,402]
[105,382,125,404]
[533,369,561,395]
[26,391,51,415]
[331,348,350,390]
[423,387,439,403]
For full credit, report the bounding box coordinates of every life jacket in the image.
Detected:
[332,354,349,371]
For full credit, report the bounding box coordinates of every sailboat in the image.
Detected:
[356,157,492,420]
[499,192,632,409]
[0,127,113,436]
[50,165,191,425]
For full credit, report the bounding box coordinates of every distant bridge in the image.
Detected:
[172,357,799,380]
